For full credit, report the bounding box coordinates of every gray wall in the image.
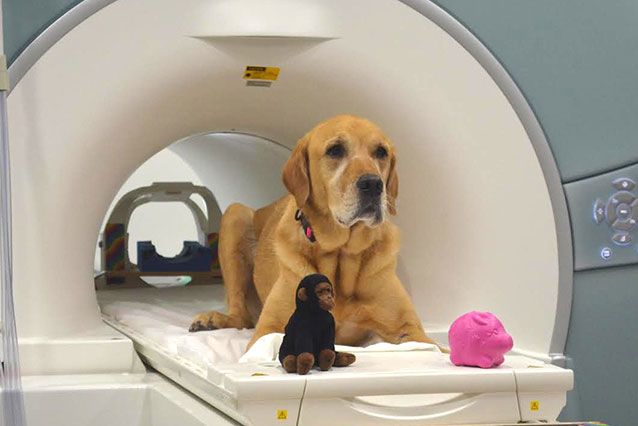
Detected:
[563,266,638,425]
[433,0,638,183]
[4,0,638,425]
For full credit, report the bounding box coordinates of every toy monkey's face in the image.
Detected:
[297,281,335,311]
[315,282,335,311]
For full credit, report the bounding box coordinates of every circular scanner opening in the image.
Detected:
[94,132,290,289]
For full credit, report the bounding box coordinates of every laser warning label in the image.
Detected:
[243,66,280,81]
[276,409,288,420]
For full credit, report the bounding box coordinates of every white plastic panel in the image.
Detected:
[169,133,289,211]
[21,373,239,426]
[297,393,520,426]
[19,323,146,375]
[8,0,559,369]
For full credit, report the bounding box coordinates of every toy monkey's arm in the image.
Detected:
[289,317,313,355]
[319,315,336,351]
[278,317,297,361]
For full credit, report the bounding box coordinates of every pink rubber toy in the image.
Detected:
[448,311,513,368]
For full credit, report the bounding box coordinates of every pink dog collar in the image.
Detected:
[295,209,316,243]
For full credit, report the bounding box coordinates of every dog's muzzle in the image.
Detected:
[355,174,384,221]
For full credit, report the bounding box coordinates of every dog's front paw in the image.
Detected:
[189,311,253,332]
[189,311,223,332]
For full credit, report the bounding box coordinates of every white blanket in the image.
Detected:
[98,286,254,367]
[98,286,440,370]
[239,333,441,363]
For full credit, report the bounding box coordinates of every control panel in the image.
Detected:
[564,163,638,270]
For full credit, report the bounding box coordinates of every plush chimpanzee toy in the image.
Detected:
[278,274,355,375]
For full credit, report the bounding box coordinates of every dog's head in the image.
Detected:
[283,115,398,228]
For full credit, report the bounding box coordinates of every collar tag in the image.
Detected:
[295,209,316,243]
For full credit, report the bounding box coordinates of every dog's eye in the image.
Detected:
[326,143,346,158]
[374,146,388,159]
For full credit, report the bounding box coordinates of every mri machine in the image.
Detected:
[1,0,584,424]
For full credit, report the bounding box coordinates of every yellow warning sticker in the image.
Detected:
[244,66,280,81]
[276,409,288,420]
[530,400,540,411]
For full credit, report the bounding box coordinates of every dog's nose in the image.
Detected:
[356,174,383,198]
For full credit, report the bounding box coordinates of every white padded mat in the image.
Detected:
[98,285,254,368]
[97,285,440,370]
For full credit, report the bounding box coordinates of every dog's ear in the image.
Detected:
[283,134,310,208]
[387,154,399,215]
[297,287,308,302]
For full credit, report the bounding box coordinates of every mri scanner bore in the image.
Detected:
[5,0,586,425]
[93,132,289,289]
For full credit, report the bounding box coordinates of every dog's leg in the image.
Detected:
[371,315,449,353]
[190,203,255,332]
[369,313,436,346]
[245,277,296,348]
[360,277,438,346]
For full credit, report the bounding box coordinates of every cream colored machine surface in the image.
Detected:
[7,0,574,424]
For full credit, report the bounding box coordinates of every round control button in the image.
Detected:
[611,191,636,204]
[607,191,637,224]
[600,247,612,260]
[593,199,605,223]
[612,232,632,246]
[612,177,636,191]
[612,219,635,231]
[617,203,632,220]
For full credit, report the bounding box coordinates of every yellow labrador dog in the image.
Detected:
[190,115,434,350]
